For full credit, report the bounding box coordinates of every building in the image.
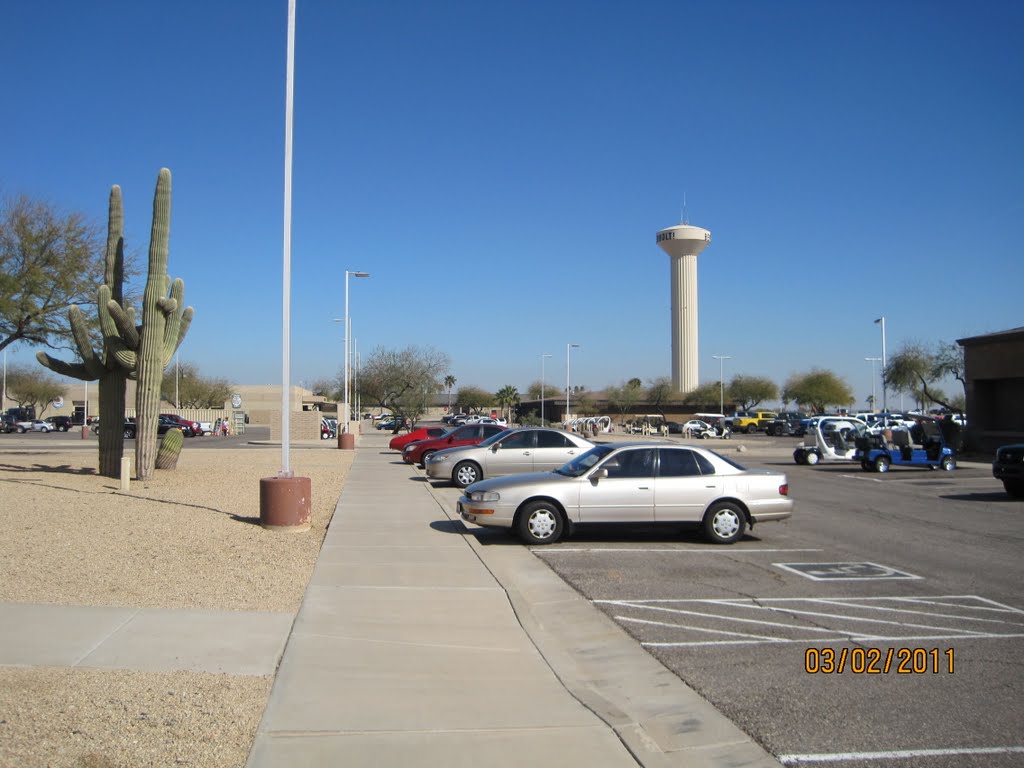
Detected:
[655,223,712,392]
[957,326,1024,452]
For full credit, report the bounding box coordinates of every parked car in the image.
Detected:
[321,418,338,440]
[457,442,793,545]
[389,426,449,452]
[425,427,594,487]
[765,413,803,437]
[160,414,202,436]
[375,416,404,431]
[16,419,55,433]
[0,414,18,433]
[402,423,507,466]
[44,415,75,432]
[992,443,1024,498]
[112,417,188,440]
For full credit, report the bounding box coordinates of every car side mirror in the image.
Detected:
[591,468,608,483]
[491,444,500,452]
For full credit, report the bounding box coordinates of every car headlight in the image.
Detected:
[468,490,500,502]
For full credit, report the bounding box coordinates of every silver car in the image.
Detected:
[426,427,595,488]
[457,442,793,545]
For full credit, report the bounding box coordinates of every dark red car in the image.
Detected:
[401,423,507,466]
[160,414,202,436]
[389,426,448,452]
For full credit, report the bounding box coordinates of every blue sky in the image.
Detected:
[4,1,1022,408]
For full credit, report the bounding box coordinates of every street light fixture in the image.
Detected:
[712,355,732,415]
[874,317,887,411]
[540,353,552,424]
[343,270,370,430]
[566,343,580,423]
[865,357,882,411]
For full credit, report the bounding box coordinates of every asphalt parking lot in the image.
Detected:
[426,436,1023,768]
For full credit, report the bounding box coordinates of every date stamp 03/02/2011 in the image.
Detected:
[805,647,955,674]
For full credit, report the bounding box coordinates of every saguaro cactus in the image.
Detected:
[155,428,184,470]
[40,169,194,481]
[37,187,131,478]
[106,169,193,481]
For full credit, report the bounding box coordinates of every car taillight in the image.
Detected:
[779,484,789,496]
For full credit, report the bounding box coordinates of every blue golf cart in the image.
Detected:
[853,416,956,473]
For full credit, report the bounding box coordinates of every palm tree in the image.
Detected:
[495,385,520,424]
[444,374,456,413]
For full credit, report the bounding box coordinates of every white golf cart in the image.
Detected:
[793,416,868,465]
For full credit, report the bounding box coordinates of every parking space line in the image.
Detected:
[595,595,1024,647]
[778,745,1024,764]
[538,548,824,554]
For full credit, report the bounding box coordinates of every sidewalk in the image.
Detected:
[245,430,780,768]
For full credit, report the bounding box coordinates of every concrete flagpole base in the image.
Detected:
[259,476,312,532]
[338,432,355,450]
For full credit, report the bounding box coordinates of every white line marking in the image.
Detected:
[773,562,921,581]
[536,548,824,554]
[614,615,782,641]
[643,632,1024,648]
[611,601,845,634]
[778,745,1024,764]
[729,604,993,636]
[803,598,1024,627]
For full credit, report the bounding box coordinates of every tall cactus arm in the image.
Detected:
[107,299,141,350]
[36,352,98,381]
[68,305,102,372]
[105,186,125,302]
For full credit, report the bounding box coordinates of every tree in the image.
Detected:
[680,381,725,409]
[161,361,232,408]
[455,386,492,414]
[606,379,644,418]
[783,369,854,413]
[444,374,456,411]
[884,341,967,413]
[494,385,520,423]
[4,364,66,418]
[0,193,105,354]
[358,345,450,428]
[526,380,544,400]
[307,377,340,400]
[646,376,678,419]
[727,375,779,411]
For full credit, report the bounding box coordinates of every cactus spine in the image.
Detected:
[155,428,184,470]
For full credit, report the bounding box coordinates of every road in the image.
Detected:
[427,437,1023,768]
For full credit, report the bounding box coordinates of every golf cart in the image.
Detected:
[793,417,867,465]
[853,416,956,473]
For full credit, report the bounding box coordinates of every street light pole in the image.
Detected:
[343,270,369,431]
[865,357,881,410]
[712,355,732,415]
[566,343,580,423]
[874,317,887,411]
[540,353,552,424]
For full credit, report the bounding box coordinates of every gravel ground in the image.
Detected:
[0,444,353,768]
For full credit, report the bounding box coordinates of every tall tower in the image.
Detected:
[655,223,711,392]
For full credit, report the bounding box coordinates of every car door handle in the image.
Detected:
[638,486,650,490]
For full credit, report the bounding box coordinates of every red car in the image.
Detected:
[389,426,448,451]
[160,414,203,436]
[402,423,507,466]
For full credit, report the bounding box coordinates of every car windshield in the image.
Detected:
[554,445,616,477]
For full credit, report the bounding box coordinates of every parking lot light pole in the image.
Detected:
[540,353,552,424]
[865,357,882,410]
[566,344,580,423]
[343,270,369,431]
[874,317,887,411]
[712,355,732,415]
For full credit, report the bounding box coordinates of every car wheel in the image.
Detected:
[453,461,481,488]
[703,502,746,544]
[805,450,820,466]
[793,448,806,465]
[516,501,564,545]
[124,427,135,439]
[940,456,955,471]
[746,424,757,434]
[874,455,890,473]
[418,450,435,468]
[861,460,871,471]
[1004,480,1024,499]
[17,427,26,433]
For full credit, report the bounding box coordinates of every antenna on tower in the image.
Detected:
[682,192,689,225]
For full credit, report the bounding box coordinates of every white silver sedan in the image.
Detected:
[457,443,793,545]
[426,427,594,488]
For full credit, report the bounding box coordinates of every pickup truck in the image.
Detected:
[731,411,778,434]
